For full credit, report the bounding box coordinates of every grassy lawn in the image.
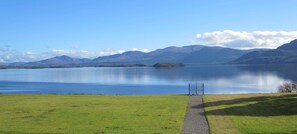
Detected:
[203,93,297,134]
[0,95,188,134]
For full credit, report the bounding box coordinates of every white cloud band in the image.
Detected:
[0,48,150,63]
[196,30,297,49]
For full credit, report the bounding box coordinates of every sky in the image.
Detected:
[1,0,297,62]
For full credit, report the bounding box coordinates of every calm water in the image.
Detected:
[0,64,297,94]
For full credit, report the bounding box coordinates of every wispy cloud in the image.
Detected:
[0,48,150,63]
[196,30,297,49]
[2,30,297,63]
[0,45,11,52]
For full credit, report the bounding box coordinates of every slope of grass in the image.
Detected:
[0,95,188,134]
[203,93,297,134]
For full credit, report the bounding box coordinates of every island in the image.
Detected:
[153,62,184,67]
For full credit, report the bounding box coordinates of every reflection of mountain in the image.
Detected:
[149,65,242,81]
[63,65,294,83]
[236,65,297,82]
[78,65,242,82]
[1,65,294,94]
[139,65,297,86]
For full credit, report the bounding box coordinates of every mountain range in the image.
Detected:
[232,39,297,64]
[4,39,297,68]
[6,45,250,67]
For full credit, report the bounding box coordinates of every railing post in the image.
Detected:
[188,83,190,95]
[202,83,205,95]
[195,82,198,95]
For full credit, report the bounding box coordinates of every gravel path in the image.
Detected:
[182,95,209,134]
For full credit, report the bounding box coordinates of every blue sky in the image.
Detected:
[1,0,297,62]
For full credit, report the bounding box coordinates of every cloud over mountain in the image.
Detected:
[196,30,297,49]
[2,30,297,63]
[0,48,149,63]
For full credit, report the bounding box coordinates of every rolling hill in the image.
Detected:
[6,44,270,68]
[232,39,297,64]
[20,55,91,67]
[91,45,250,65]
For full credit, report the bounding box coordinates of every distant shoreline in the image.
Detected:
[0,62,185,69]
[0,64,149,69]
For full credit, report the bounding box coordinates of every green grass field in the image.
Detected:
[203,93,297,134]
[0,95,188,134]
[2,93,297,134]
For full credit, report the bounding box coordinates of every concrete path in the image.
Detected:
[182,95,209,134]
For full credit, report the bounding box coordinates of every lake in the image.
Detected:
[0,64,296,95]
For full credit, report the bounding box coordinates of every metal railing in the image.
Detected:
[188,82,204,95]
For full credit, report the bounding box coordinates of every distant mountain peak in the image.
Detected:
[122,51,146,55]
[57,55,70,58]
[233,38,297,64]
[51,55,72,59]
[7,43,269,67]
[277,39,297,50]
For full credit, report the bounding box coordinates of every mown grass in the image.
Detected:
[0,95,188,134]
[203,93,297,134]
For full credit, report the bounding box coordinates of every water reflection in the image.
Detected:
[0,65,296,94]
[237,65,297,83]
